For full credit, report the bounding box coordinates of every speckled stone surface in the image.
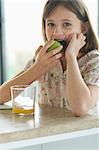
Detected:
[0,103,99,143]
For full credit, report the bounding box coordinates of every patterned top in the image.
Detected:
[24,50,99,114]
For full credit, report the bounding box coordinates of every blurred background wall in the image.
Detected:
[0,0,98,84]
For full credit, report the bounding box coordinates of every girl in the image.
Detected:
[0,0,99,116]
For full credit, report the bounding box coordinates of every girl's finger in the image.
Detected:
[49,53,63,62]
[78,33,84,39]
[35,45,43,55]
[83,35,86,40]
[49,59,60,67]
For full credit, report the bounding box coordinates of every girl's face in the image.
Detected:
[45,5,82,41]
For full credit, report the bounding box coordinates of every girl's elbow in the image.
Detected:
[71,105,89,117]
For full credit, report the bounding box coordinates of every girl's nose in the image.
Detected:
[52,26,65,40]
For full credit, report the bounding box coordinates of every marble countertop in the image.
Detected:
[0,103,99,144]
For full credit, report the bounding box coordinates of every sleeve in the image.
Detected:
[24,56,35,71]
[81,51,99,87]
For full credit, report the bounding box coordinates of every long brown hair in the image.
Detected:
[42,0,98,54]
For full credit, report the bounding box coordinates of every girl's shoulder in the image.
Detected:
[78,49,99,87]
[78,49,99,67]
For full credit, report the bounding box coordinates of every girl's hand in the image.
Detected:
[65,33,86,60]
[34,40,63,73]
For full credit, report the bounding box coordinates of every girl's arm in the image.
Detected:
[0,41,63,104]
[66,56,97,116]
[65,34,99,116]
[0,63,43,103]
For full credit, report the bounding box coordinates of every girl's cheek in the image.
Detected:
[46,30,54,40]
[46,33,51,40]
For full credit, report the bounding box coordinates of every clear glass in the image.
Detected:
[11,85,36,115]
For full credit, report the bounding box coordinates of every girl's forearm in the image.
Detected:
[66,56,91,115]
[0,63,43,103]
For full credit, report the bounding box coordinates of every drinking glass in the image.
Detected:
[11,85,36,115]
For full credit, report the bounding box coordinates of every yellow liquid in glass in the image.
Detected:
[12,107,34,115]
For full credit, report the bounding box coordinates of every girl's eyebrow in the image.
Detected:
[46,20,54,22]
[46,19,72,22]
[62,19,73,22]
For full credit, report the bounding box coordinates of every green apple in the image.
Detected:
[47,40,62,52]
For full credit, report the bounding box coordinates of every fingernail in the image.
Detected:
[80,33,83,37]
[51,40,55,44]
[60,45,63,49]
[84,36,86,39]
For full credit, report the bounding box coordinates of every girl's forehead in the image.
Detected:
[46,5,79,22]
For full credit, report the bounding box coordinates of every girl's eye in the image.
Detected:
[64,22,72,28]
[47,23,55,27]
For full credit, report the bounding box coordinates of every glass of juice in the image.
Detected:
[11,85,36,115]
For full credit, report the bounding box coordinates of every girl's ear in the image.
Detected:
[81,21,90,34]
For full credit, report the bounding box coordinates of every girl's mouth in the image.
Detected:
[56,39,68,51]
